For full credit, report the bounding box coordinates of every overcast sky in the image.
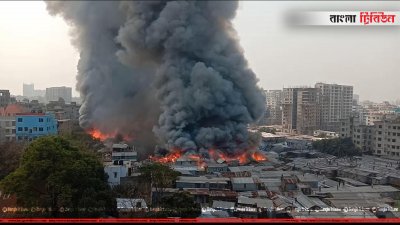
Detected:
[0,1,399,102]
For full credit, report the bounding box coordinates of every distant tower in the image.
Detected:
[23,83,34,97]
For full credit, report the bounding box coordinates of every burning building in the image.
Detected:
[46,1,266,160]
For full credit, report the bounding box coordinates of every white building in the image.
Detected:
[45,86,72,103]
[104,164,129,186]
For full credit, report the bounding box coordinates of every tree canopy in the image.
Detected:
[0,141,25,180]
[138,162,180,207]
[0,136,116,217]
[312,137,362,157]
[160,191,201,218]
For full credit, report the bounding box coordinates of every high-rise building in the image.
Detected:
[23,83,35,97]
[315,83,353,132]
[264,90,283,125]
[0,90,11,108]
[45,87,72,103]
[282,87,320,135]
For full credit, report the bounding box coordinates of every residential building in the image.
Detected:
[15,112,57,141]
[282,87,320,135]
[45,86,72,103]
[46,98,80,121]
[0,104,29,142]
[374,117,400,157]
[340,115,400,156]
[0,90,11,108]
[104,165,129,186]
[315,83,353,132]
[112,143,138,166]
[264,90,283,125]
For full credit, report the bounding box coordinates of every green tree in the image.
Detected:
[258,127,276,134]
[0,141,25,180]
[138,163,180,207]
[0,136,116,218]
[160,191,201,218]
[312,137,361,157]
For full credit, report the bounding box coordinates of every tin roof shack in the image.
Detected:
[172,166,203,176]
[209,190,238,203]
[296,173,319,187]
[236,196,274,218]
[212,200,236,216]
[231,177,257,192]
[289,210,376,218]
[281,177,298,192]
[175,156,199,167]
[176,176,230,190]
[294,194,328,211]
[322,192,395,210]
[206,163,229,174]
[260,178,282,194]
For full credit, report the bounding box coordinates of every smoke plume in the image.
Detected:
[46,1,266,156]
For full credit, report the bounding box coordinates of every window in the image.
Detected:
[17,118,22,122]
[33,127,37,132]
[378,131,382,135]
[39,127,43,132]
[18,127,22,131]
[113,172,118,178]
[393,139,396,142]
[24,127,28,132]
[378,138,382,141]
[39,118,43,122]
[378,144,381,147]
[12,121,15,126]
[379,125,382,128]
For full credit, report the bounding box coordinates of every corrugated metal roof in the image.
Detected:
[212,200,235,209]
[231,177,255,184]
[237,196,274,208]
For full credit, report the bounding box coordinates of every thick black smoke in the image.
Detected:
[46,1,266,156]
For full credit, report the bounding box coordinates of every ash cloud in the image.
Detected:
[46,1,266,156]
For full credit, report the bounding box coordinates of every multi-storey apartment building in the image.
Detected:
[282,87,320,135]
[340,115,400,157]
[315,83,353,132]
[264,90,283,125]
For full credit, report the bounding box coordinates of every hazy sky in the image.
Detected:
[0,1,399,102]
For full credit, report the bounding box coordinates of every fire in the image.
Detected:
[87,128,133,141]
[88,129,116,141]
[150,148,183,163]
[251,151,267,161]
[150,147,267,167]
[207,148,267,164]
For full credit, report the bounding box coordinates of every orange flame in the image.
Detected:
[150,147,267,167]
[87,128,133,141]
[251,151,267,161]
[150,148,183,164]
[88,129,117,141]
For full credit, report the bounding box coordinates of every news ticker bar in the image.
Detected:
[0,218,400,223]
[289,11,400,26]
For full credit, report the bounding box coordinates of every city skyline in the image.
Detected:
[1,1,399,102]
